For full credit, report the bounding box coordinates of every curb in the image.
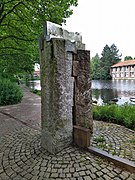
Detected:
[88,147,135,173]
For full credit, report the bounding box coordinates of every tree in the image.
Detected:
[124,56,133,61]
[91,53,101,80]
[99,44,121,80]
[0,0,78,78]
[110,44,122,64]
[91,44,121,80]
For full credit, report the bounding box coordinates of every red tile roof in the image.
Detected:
[111,60,135,67]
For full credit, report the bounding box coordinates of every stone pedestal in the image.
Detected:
[73,125,90,148]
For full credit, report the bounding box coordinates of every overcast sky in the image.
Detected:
[63,0,135,59]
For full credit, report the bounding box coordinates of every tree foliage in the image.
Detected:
[124,56,133,61]
[0,0,78,78]
[91,53,101,80]
[91,44,121,80]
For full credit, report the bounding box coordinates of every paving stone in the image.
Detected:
[50,173,59,178]
[113,177,121,180]
[96,171,103,177]
[91,167,97,173]
[130,174,135,179]
[59,173,66,178]
[85,170,91,175]
[102,168,110,174]
[69,167,75,173]
[24,173,33,179]
[31,176,39,180]
[73,172,80,177]
[78,178,83,180]
[0,173,9,180]
[122,171,130,178]
[57,169,63,174]
[108,172,115,178]
[44,172,50,178]
[90,173,97,179]
[63,168,70,173]
[103,174,112,180]
[79,171,86,176]
[84,176,92,180]
[66,173,72,178]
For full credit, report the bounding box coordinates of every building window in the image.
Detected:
[131,72,134,77]
[126,72,128,77]
[120,72,123,77]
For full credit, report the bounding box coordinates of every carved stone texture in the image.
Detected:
[44,21,85,50]
[74,50,93,135]
[41,38,75,154]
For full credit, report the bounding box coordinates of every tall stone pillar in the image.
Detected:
[73,50,93,148]
[40,38,75,154]
[40,21,93,154]
[73,50,93,130]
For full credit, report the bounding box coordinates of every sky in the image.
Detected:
[63,0,135,59]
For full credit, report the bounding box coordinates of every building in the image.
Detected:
[110,60,135,79]
[34,63,40,77]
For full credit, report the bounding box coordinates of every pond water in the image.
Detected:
[28,79,135,105]
[92,80,135,105]
[28,80,41,90]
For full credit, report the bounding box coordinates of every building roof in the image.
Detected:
[111,60,135,67]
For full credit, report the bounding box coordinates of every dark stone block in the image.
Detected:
[73,125,90,148]
[72,61,79,77]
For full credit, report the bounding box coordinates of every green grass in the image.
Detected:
[94,135,106,143]
[93,104,135,130]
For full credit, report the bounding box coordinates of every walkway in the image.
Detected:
[0,86,135,180]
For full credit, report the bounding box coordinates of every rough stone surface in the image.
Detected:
[74,50,93,134]
[41,39,75,154]
[44,21,85,50]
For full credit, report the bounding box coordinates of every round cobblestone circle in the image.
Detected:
[92,121,135,162]
[0,128,135,180]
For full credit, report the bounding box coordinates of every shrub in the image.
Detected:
[0,79,23,106]
[93,104,135,130]
[31,89,41,96]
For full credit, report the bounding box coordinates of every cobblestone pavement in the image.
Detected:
[91,121,135,163]
[0,86,135,179]
[0,128,135,180]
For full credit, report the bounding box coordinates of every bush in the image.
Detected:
[93,104,135,130]
[31,89,41,96]
[0,79,23,106]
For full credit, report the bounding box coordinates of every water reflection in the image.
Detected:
[28,80,41,90]
[28,79,135,105]
[92,80,135,105]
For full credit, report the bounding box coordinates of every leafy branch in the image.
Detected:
[0,1,24,25]
[0,35,35,42]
